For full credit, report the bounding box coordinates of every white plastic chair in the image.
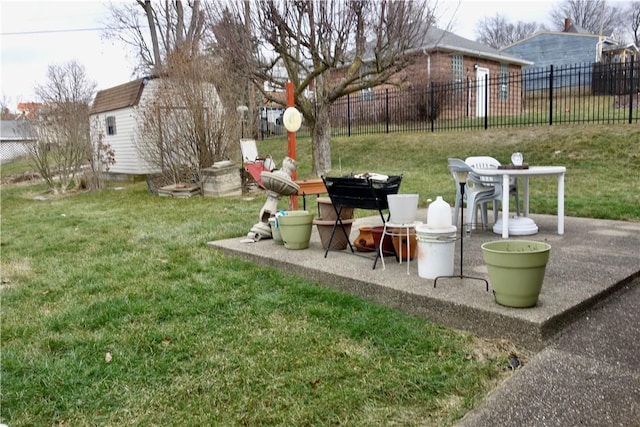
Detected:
[240,139,274,169]
[465,156,520,223]
[240,138,275,188]
[448,158,499,234]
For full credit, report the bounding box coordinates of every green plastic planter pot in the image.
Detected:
[277,210,314,250]
[268,217,283,245]
[481,240,551,308]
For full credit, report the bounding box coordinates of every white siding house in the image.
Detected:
[89,77,160,176]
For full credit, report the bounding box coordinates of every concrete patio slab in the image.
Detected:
[208,211,640,350]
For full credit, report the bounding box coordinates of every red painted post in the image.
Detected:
[286,81,298,209]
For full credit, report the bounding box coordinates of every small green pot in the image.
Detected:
[277,210,314,250]
[481,240,551,308]
[268,217,283,245]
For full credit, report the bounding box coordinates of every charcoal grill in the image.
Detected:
[322,174,402,268]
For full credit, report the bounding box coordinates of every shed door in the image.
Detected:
[476,67,489,117]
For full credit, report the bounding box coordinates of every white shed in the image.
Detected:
[89,77,160,177]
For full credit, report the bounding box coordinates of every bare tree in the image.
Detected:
[102,0,207,74]
[30,61,96,194]
[550,0,623,35]
[136,53,238,186]
[1,96,16,120]
[209,0,436,176]
[628,1,640,45]
[86,118,116,190]
[207,2,258,137]
[475,14,543,49]
[102,0,242,185]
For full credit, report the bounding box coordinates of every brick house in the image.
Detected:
[16,102,41,120]
[403,27,532,118]
[332,27,532,122]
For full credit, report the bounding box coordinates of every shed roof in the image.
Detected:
[90,78,149,115]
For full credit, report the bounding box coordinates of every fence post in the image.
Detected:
[484,73,489,129]
[430,83,435,132]
[347,93,351,137]
[549,65,554,125]
[629,55,635,124]
[385,89,390,134]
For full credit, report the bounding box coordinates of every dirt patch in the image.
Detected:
[1,171,41,185]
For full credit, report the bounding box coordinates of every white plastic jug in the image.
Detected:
[427,196,452,228]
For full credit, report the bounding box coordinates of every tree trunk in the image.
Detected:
[312,104,332,176]
[140,0,162,70]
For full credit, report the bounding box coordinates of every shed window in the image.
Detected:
[106,116,117,135]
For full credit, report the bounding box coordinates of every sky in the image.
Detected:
[0,0,621,111]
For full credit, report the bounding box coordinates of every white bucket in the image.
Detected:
[415,224,457,279]
[387,194,419,225]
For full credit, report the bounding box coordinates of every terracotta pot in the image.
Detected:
[314,218,354,250]
[353,226,375,252]
[390,227,417,261]
[316,197,354,221]
[371,225,395,256]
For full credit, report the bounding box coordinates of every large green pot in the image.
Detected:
[481,240,551,308]
[277,210,314,250]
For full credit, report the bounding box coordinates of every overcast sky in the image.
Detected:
[0,0,622,111]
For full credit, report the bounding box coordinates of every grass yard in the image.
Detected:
[1,124,639,426]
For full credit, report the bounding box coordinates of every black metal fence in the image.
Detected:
[262,58,638,139]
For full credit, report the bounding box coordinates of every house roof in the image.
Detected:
[90,77,149,115]
[564,22,588,34]
[501,30,617,51]
[602,42,640,53]
[0,120,36,141]
[416,27,533,66]
[16,102,41,119]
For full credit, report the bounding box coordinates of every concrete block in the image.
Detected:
[202,161,242,197]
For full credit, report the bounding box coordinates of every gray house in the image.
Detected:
[499,19,638,91]
[499,19,621,69]
[0,120,35,163]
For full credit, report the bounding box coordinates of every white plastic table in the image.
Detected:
[472,166,566,238]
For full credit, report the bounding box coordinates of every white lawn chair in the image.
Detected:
[240,139,275,189]
[448,158,500,234]
[465,156,520,223]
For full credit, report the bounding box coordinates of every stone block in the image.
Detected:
[202,161,242,197]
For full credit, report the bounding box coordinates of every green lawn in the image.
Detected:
[1,124,639,426]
